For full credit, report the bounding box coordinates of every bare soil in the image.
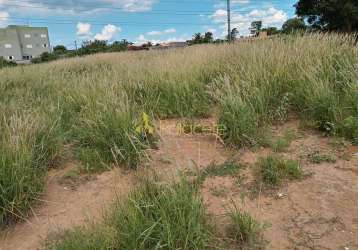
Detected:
[1,118,357,250]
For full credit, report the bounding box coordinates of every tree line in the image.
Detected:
[1,0,357,68]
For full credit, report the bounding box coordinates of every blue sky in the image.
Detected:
[0,0,297,48]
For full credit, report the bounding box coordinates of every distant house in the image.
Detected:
[0,25,51,63]
[128,44,150,51]
[150,42,188,50]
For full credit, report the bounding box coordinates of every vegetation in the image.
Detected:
[227,204,264,248]
[257,155,302,186]
[308,151,337,164]
[0,57,17,69]
[197,161,243,185]
[282,18,307,34]
[46,177,212,250]
[271,129,297,152]
[295,0,358,32]
[0,33,357,226]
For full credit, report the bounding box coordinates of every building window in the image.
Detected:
[41,34,47,38]
[8,56,14,60]
[24,34,31,38]
[4,44,12,48]
[26,44,33,49]
[43,44,48,48]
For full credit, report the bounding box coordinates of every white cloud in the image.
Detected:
[211,6,288,36]
[94,24,121,41]
[146,28,176,36]
[76,22,92,37]
[0,10,9,27]
[135,33,190,45]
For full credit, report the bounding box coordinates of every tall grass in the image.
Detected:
[0,33,357,225]
[46,177,211,250]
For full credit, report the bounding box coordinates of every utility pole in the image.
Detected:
[227,0,231,42]
[74,40,78,50]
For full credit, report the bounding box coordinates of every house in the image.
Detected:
[150,42,188,50]
[0,25,51,63]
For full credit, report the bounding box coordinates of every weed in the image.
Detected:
[197,161,243,185]
[227,204,265,249]
[257,155,302,186]
[271,129,297,152]
[308,151,337,164]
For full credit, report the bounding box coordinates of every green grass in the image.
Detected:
[271,129,297,152]
[308,151,337,164]
[1,33,358,226]
[227,204,264,249]
[257,155,303,186]
[197,161,243,185]
[45,176,212,250]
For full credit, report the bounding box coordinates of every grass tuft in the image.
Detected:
[46,176,212,250]
[227,204,265,249]
[257,155,302,186]
[308,151,337,164]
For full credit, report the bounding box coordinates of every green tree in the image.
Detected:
[231,28,239,40]
[53,45,67,55]
[282,18,307,34]
[250,21,262,36]
[261,27,280,36]
[192,33,203,44]
[295,0,358,32]
[203,32,214,43]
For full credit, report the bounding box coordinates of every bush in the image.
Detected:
[0,57,17,69]
[31,52,59,64]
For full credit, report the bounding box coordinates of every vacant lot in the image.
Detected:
[0,34,357,249]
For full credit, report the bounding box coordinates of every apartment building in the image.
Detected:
[0,25,51,63]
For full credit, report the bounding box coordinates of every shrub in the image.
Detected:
[0,57,17,69]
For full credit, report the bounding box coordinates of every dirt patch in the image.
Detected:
[1,118,357,250]
[0,118,230,250]
[201,122,358,250]
[0,165,134,250]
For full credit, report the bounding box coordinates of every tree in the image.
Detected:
[261,27,280,36]
[295,0,358,32]
[109,40,128,52]
[203,32,213,43]
[192,33,203,44]
[53,45,67,54]
[250,21,262,36]
[230,28,239,40]
[282,18,307,34]
[78,40,108,55]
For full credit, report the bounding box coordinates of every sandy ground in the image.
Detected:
[1,118,357,250]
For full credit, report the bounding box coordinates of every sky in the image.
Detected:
[0,0,297,48]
